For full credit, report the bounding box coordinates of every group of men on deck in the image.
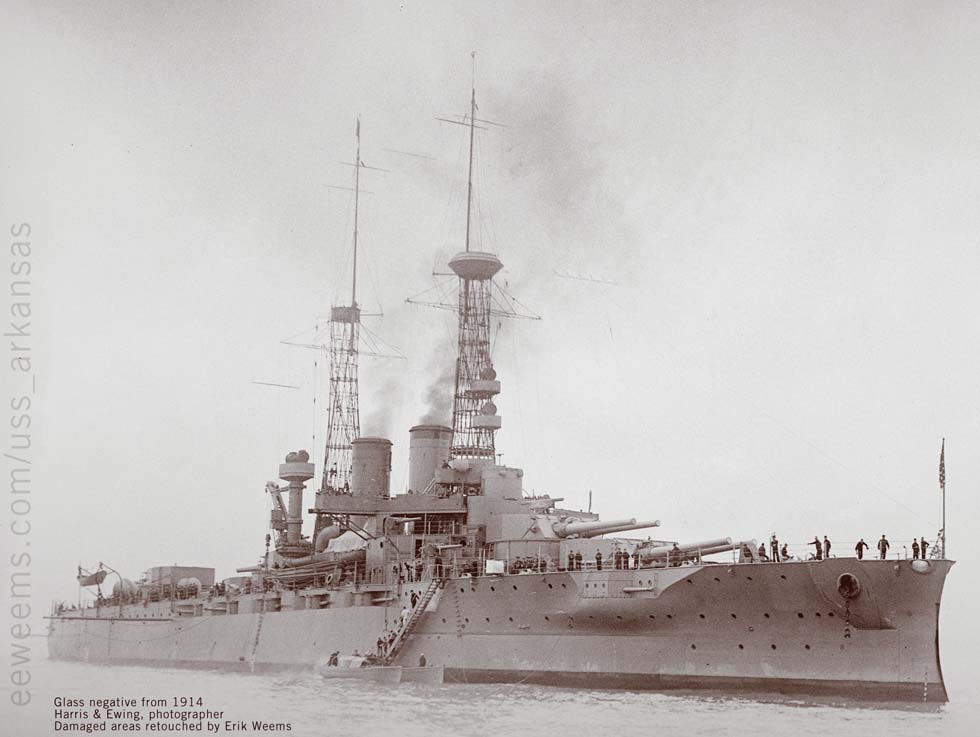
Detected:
[763,533,933,561]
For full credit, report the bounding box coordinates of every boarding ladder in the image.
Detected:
[385,574,445,663]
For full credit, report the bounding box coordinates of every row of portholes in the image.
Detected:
[692,643,812,651]
[712,574,793,583]
[466,582,570,593]
[433,611,820,653]
[439,611,837,625]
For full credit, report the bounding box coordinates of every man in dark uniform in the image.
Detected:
[770,533,780,562]
[877,534,890,560]
[921,537,929,559]
[911,539,920,559]
[567,552,574,571]
[823,535,832,559]
[855,538,868,559]
[574,551,583,570]
[812,536,823,560]
[595,550,603,571]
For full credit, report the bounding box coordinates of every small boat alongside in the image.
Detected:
[318,654,444,685]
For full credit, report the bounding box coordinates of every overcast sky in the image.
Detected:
[3,0,979,699]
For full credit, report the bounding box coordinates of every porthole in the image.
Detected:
[512,585,518,591]
[827,612,835,618]
[738,644,744,650]
[648,615,656,620]
[797,613,804,619]
[730,613,737,619]
[687,579,694,584]
[616,615,623,620]
[815,612,822,618]
[763,613,770,619]
[771,644,777,650]
[805,644,811,650]
[699,614,706,619]
[485,617,490,622]
[490,586,495,592]
[544,616,550,621]
[508,617,514,622]
[667,614,673,619]
[691,644,697,650]
[780,574,787,580]
[460,587,465,593]
[746,576,753,581]
[464,617,469,623]
[548,583,553,589]
[713,577,720,582]
[441,618,446,623]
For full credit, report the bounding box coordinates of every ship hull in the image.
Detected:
[48,557,951,702]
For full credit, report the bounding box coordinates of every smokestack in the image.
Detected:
[351,437,392,498]
[409,425,452,492]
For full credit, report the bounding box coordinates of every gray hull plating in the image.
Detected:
[48,557,950,702]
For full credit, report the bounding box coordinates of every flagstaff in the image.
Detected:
[939,438,946,558]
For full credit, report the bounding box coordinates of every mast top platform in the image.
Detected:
[330,305,361,324]
[449,251,503,281]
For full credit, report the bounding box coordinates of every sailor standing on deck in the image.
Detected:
[400,606,410,627]
[877,534,890,559]
[855,538,869,559]
[921,537,929,559]
[770,533,780,562]
[823,536,832,559]
[595,550,603,571]
[812,537,823,560]
[912,538,920,559]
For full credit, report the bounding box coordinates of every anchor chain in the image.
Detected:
[843,600,851,639]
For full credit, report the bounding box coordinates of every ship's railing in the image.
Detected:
[754,538,945,563]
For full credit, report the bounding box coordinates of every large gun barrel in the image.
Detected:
[641,537,733,560]
[553,518,662,538]
[553,518,635,538]
[580,519,662,538]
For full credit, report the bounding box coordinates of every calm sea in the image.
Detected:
[8,657,979,737]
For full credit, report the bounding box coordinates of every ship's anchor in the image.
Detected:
[836,572,860,640]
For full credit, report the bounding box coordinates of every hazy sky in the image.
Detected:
[3,0,979,702]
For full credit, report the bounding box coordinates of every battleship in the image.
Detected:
[48,73,953,703]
